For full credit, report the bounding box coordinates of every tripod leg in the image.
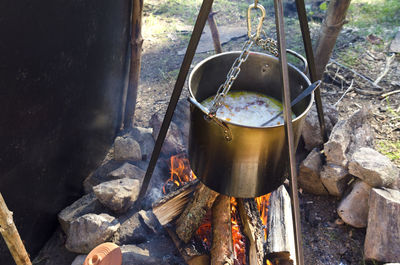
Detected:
[273,0,304,264]
[295,0,328,143]
[138,0,215,200]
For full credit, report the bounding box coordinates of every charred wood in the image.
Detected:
[237,199,265,265]
[175,182,219,243]
[211,195,233,265]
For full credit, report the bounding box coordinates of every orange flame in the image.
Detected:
[255,193,271,241]
[195,210,212,250]
[231,197,246,265]
[163,154,196,194]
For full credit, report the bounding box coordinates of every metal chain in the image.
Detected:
[253,34,279,57]
[208,2,278,115]
[209,39,254,115]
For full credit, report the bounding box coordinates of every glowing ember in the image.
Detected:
[163,154,196,194]
[255,193,271,240]
[195,210,212,250]
[231,197,246,265]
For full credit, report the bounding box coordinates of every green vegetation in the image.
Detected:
[347,0,400,41]
[378,140,400,164]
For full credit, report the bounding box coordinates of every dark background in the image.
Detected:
[0,0,131,263]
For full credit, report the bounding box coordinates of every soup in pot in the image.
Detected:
[201,91,295,127]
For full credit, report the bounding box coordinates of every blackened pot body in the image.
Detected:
[189,52,313,198]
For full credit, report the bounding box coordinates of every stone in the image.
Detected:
[107,162,146,182]
[114,135,142,161]
[66,213,120,254]
[389,28,400,53]
[298,148,329,195]
[349,147,399,188]
[138,210,161,234]
[337,180,372,228]
[320,164,352,196]
[130,127,155,161]
[121,245,162,265]
[93,178,140,213]
[149,113,185,156]
[364,188,400,263]
[324,108,371,166]
[302,103,338,151]
[83,160,124,193]
[113,211,149,245]
[58,193,103,234]
[71,255,87,265]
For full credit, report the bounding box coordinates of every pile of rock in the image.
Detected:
[299,106,400,264]
[57,100,190,264]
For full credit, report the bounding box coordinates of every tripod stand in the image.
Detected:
[138,1,327,264]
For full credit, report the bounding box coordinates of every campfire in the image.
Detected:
[152,154,296,265]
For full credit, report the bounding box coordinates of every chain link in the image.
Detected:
[209,39,254,115]
[254,35,279,57]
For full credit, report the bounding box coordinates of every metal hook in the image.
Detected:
[247,3,266,39]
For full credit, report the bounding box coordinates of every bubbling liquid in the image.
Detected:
[202,91,295,127]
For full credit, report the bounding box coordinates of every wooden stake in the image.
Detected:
[123,0,144,129]
[207,8,222,54]
[0,193,32,265]
[314,0,352,80]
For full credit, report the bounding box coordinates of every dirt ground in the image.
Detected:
[134,1,399,264]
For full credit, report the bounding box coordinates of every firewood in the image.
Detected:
[266,185,296,265]
[211,195,233,265]
[166,227,210,265]
[237,199,265,265]
[364,188,400,262]
[152,179,199,226]
[0,193,32,265]
[175,182,219,243]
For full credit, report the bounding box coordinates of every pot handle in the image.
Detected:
[287,49,308,75]
[188,97,233,141]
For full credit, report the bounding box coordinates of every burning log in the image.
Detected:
[165,227,210,265]
[152,179,199,226]
[238,198,265,265]
[266,185,296,265]
[211,195,233,265]
[175,182,219,243]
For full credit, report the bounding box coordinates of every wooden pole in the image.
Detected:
[0,193,32,265]
[207,8,222,54]
[123,0,144,129]
[314,0,352,80]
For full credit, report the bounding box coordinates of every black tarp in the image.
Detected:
[0,0,130,263]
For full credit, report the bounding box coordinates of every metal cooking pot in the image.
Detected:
[188,51,314,198]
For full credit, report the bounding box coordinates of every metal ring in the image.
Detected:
[247,3,266,39]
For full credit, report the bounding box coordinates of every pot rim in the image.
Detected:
[188,50,314,129]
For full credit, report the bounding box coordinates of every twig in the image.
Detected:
[330,59,382,89]
[373,54,395,86]
[354,87,382,96]
[380,89,400,99]
[0,193,32,265]
[334,79,354,106]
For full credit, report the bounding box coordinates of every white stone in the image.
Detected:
[349,147,399,188]
[65,213,120,254]
[93,178,140,213]
[320,163,351,196]
[337,180,371,228]
[114,135,142,161]
[298,148,329,195]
